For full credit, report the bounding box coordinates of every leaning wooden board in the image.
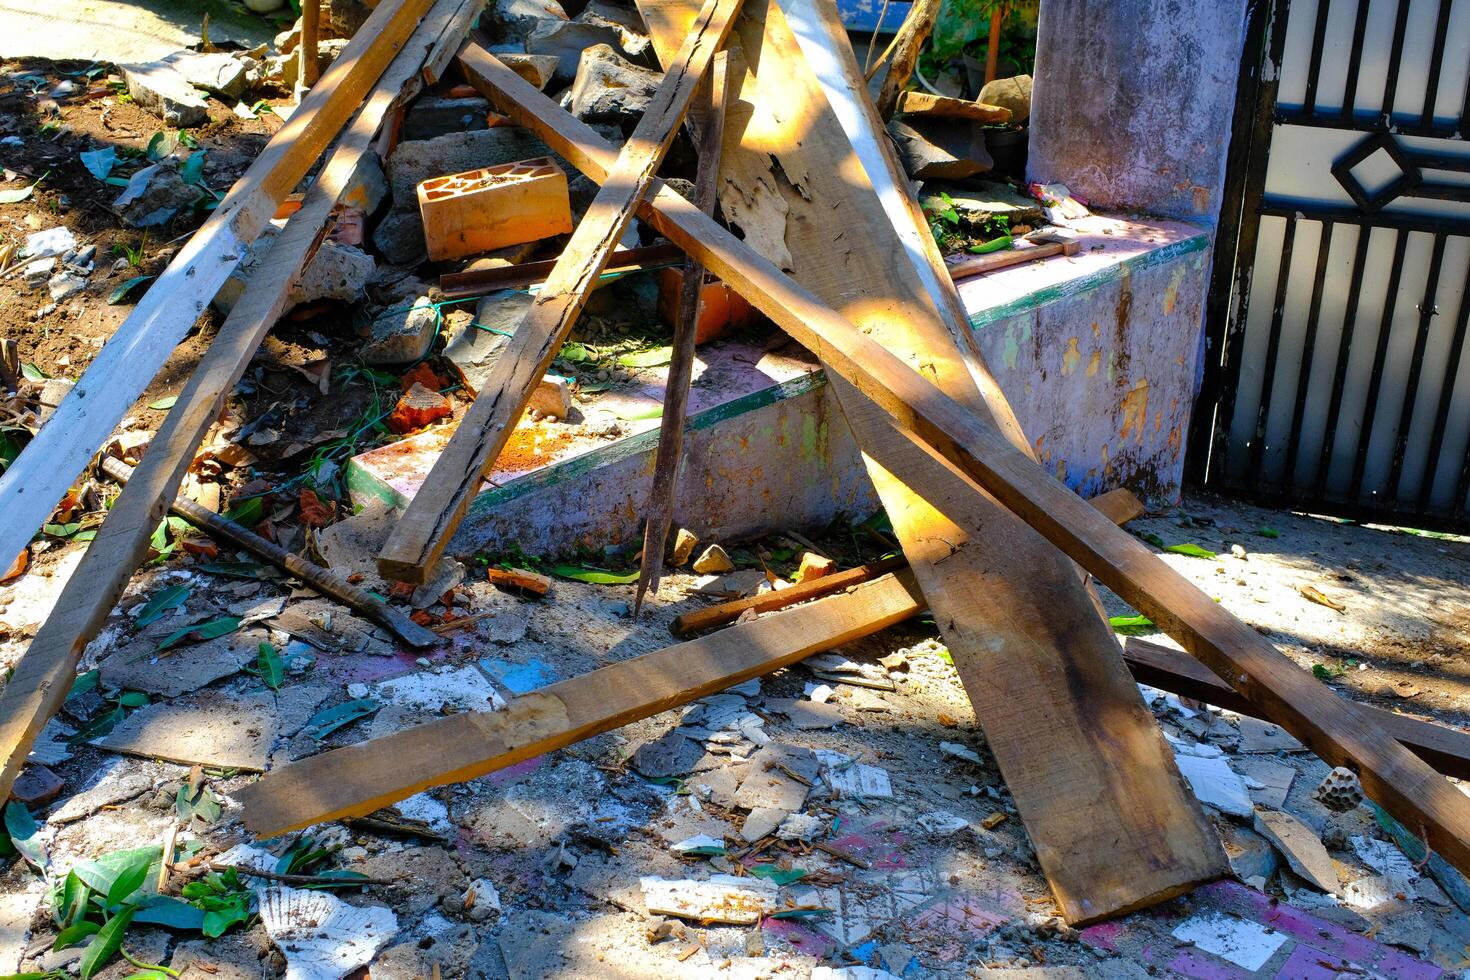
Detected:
[0,0,467,805]
[457,45,1470,882]
[635,0,1223,923]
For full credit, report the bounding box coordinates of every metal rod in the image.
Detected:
[1421,0,1453,130]
[1422,261,1470,513]
[97,456,440,648]
[1314,221,1374,498]
[1341,0,1370,120]
[1248,215,1298,484]
[1347,228,1410,500]
[1386,233,1447,502]
[301,0,322,88]
[1283,218,1335,495]
[1301,0,1331,116]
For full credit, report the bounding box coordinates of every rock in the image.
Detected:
[166,51,250,98]
[887,118,992,180]
[120,60,209,126]
[371,209,427,266]
[631,730,703,779]
[10,765,63,805]
[525,20,622,86]
[344,152,389,214]
[50,771,153,823]
[37,378,73,424]
[1313,766,1364,812]
[498,53,561,89]
[214,227,374,315]
[116,164,201,228]
[793,552,834,583]
[1218,823,1278,882]
[574,0,651,59]
[568,45,661,133]
[740,807,786,842]
[692,544,735,575]
[777,812,822,841]
[387,383,453,434]
[896,90,1011,123]
[1238,716,1305,753]
[671,528,698,566]
[403,96,491,142]
[101,632,261,697]
[494,0,569,37]
[361,297,438,365]
[1254,808,1341,893]
[443,289,531,384]
[978,73,1032,124]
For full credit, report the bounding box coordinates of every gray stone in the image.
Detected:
[887,118,991,180]
[121,60,209,126]
[344,147,389,214]
[525,19,621,85]
[166,51,251,98]
[100,630,264,698]
[117,164,202,228]
[403,96,491,142]
[371,208,427,266]
[1254,808,1340,893]
[978,73,1032,123]
[569,44,661,132]
[494,0,569,37]
[386,128,560,207]
[740,806,786,842]
[631,729,704,778]
[215,226,375,315]
[443,289,531,390]
[49,771,153,823]
[498,52,561,89]
[360,297,438,365]
[1218,823,1278,882]
[574,0,651,59]
[281,38,349,87]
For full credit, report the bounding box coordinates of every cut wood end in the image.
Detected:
[378,553,433,586]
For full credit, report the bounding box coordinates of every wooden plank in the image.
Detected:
[437,243,683,299]
[422,0,483,84]
[96,457,439,648]
[456,45,1470,883]
[376,0,745,584]
[872,0,939,117]
[0,0,438,575]
[641,0,1223,923]
[635,51,733,614]
[300,0,321,88]
[670,486,1140,635]
[237,570,924,835]
[0,0,466,805]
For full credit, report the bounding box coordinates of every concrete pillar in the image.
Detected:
[1027,0,1251,228]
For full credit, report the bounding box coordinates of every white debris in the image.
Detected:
[917,811,970,836]
[1172,753,1254,817]
[1342,875,1402,910]
[777,813,824,841]
[374,666,506,713]
[23,226,76,260]
[1169,911,1288,971]
[393,792,452,833]
[671,834,726,854]
[939,741,983,765]
[465,878,501,914]
[728,678,761,697]
[639,874,778,925]
[804,682,835,704]
[816,750,893,800]
[259,886,397,980]
[1351,835,1419,884]
[812,968,902,980]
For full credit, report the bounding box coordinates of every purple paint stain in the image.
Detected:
[1164,947,1253,980]
[762,918,836,958]
[484,755,544,787]
[1081,921,1123,951]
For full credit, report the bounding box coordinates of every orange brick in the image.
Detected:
[656,268,762,344]
[417,157,572,262]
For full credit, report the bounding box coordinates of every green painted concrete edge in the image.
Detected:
[967,231,1211,332]
[347,368,831,513]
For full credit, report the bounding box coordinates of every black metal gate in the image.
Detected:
[1190,0,1470,529]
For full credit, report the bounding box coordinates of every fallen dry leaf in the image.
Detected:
[1299,585,1346,612]
[1,546,27,583]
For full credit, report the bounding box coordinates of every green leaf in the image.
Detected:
[69,847,162,896]
[20,362,50,381]
[79,147,117,180]
[967,234,1013,255]
[198,560,270,579]
[68,669,100,699]
[200,898,250,938]
[57,871,87,926]
[79,905,135,979]
[5,801,47,872]
[52,920,100,950]
[156,615,241,652]
[257,642,283,690]
[1255,526,1280,539]
[42,522,82,538]
[615,346,674,368]
[105,856,151,906]
[133,584,191,627]
[179,149,206,185]
[304,699,380,739]
[107,275,153,305]
[1163,543,1217,559]
[1141,532,1165,548]
[68,705,125,744]
[556,342,594,363]
[552,564,639,585]
[175,783,222,826]
[144,131,175,162]
[147,395,177,410]
[0,182,35,204]
[1109,614,1156,636]
[222,497,263,527]
[131,895,206,930]
[116,691,150,708]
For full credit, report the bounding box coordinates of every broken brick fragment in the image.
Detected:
[399,361,447,392]
[410,609,436,627]
[180,538,220,560]
[298,488,336,528]
[386,382,453,434]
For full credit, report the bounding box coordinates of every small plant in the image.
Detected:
[113,234,147,269]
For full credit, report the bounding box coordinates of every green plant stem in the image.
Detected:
[120,948,181,976]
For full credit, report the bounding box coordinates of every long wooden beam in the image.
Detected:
[456,43,1470,877]
[237,571,924,834]
[635,52,733,615]
[0,0,438,574]
[376,0,745,584]
[0,0,468,805]
[637,0,1221,924]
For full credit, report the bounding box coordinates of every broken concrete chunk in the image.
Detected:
[1238,715,1305,753]
[1172,751,1254,818]
[525,20,621,85]
[735,744,817,811]
[497,53,560,90]
[116,164,203,228]
[49,771,153,823]
[896,90,1011,123]
[120,60,210,126]
[165,51,250,98]
[670,528,699,567]
[100,632,260,697]
[573,0,651,59]
[361,297,438,365]
[740,806,786,843]
[280,38,349,87]
[692,544,735,575]
[794,552,834,583]
[371,209,427,266]
[887,118,992,180]
[403,96,491,142]
[259,886,398,979]
[569,45,661,133]
[1254,808,1341,893]
[639,874,777,924]
[631,729,703,779]
[215,226,375,315]
[47,272,87,303]
[10,765,63,805]
[978,73,1033,123]
[817,750,893,799]
[494,0,569,37]
[777,812,822,841]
